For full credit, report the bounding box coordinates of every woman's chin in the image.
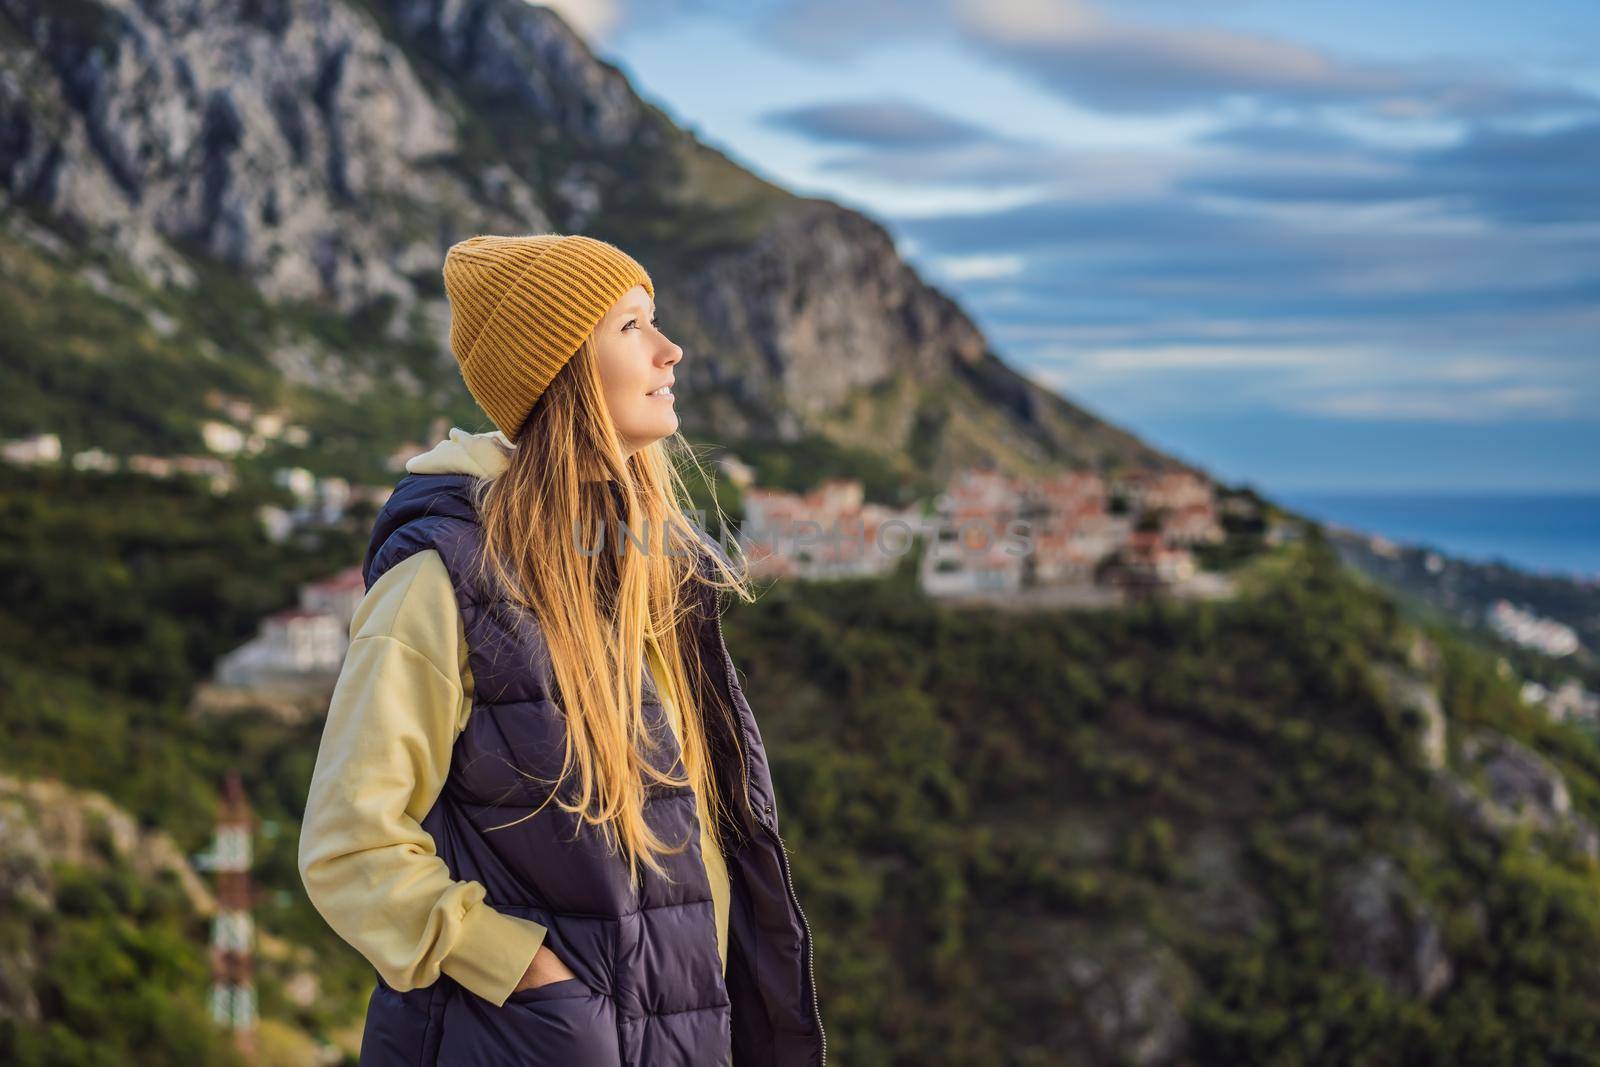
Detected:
[621,419,678,452]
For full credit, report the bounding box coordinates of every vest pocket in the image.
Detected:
[437,978,621,1067]
[487,902,616,1000]
[506,976,589,1003]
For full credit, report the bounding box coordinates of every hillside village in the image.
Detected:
[185,456,1232,700]
[736,464,1239,606]
[8,413,1595,730]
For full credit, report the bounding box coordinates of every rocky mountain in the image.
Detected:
[0,0,1182,485]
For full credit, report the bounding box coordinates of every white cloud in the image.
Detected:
[948,0,1596,119]
[1016,341,1587,423]
[1044,343,1333,376]
[933,253,1026,281]
[810,180,1046,219]
[530,0,624,44]
[1292,384,1580,421]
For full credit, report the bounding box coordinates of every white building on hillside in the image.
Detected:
[214,565,367,693]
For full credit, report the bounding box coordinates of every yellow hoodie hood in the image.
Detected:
[404,427,513,480]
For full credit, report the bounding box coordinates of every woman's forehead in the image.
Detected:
[604,288,654,323]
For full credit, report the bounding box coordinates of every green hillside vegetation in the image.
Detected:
[0,849,250,1067]
[721,528,1600,1065]
[0,461,384,1063]
[0,215,487,485]
[6,445,1600,1063]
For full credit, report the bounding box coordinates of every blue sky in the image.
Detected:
[545,0,1598,493]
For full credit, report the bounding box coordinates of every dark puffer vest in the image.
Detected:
[354,472,825,1066]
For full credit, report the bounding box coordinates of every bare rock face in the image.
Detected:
[382,0,649,148]
[679,201,988,436]
[1371,649,1598,861]
[1173,823,1268,938]
[0,772,218,1025]
[0,0,550,321]
[1372,662,1448,771]
[0,772,215,915]
[1056,924,1195,1067]
[705,202,988,418]
[1328,854,1454,1001]
[1464,730,1570,819]
[1439,729,1600,859]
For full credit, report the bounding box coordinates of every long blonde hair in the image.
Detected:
[466,334,755,888]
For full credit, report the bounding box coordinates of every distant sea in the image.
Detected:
[1271,491,1600,582]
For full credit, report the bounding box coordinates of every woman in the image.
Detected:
[298,234,825,1066]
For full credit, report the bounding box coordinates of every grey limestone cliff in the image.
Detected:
[1,0,1184,482]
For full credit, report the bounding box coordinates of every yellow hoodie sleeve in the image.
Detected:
[297,549,547,1007]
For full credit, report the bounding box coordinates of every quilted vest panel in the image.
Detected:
[350,473,825,1067]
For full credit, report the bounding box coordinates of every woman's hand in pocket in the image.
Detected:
[512,944,579,995]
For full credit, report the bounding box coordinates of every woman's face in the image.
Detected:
[591,285,682,455]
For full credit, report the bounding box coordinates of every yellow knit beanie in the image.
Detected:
[441,233,655,437]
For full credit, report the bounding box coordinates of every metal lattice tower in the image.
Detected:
[203,769,258,1060]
